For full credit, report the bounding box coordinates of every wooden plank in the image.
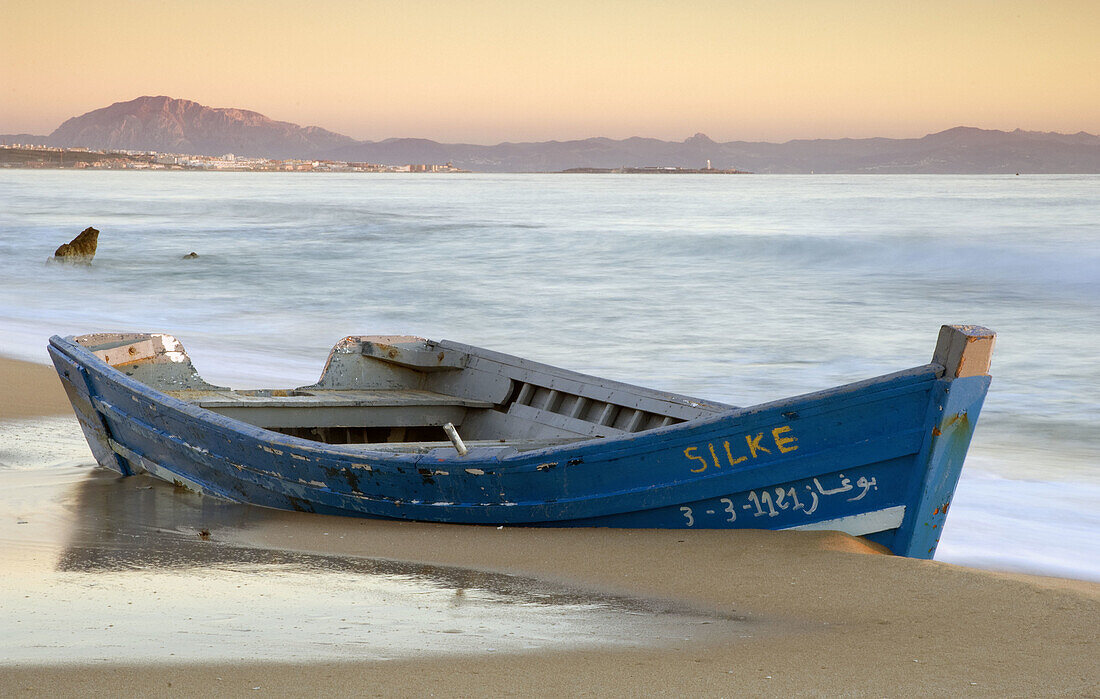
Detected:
[91,338,157,366]
[932,325,996,379]
[208,404,471,429]
[622,409,646,433]
[507,402,627,438]
[460,405,592,440]
[366,437,585,454]
[433,341,734,418]
[542,389,561,411]
[360,338,468,371]
[191,389,493,410]
[568,396,589,419]
[431,360,720,421]
[514,383,535,405]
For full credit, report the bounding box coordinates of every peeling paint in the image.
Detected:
[154,334,189,363]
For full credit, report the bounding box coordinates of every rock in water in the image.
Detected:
[53,227,99,262]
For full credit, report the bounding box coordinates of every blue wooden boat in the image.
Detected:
[48,325,994,559]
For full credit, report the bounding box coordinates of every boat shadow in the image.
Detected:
[55,466,734,618]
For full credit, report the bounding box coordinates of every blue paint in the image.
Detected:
[48,332,992,559]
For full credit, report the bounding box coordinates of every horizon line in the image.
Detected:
[4,92,1098,150]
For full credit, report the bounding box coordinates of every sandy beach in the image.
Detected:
[0,354,72,420]
[1,353,1097,697]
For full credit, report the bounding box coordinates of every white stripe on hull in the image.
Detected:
[783,505,906,537]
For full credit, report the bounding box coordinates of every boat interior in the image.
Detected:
[74,333,735,452]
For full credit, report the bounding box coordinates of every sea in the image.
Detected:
[1,170,1097,581]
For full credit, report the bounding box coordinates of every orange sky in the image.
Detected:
[3,0,1098,143]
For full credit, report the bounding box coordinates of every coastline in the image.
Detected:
[1,353,1097,695]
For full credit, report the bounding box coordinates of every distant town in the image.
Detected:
[0,144,467,173]
[563,162,749,174]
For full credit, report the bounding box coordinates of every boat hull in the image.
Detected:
[48,330,992,559]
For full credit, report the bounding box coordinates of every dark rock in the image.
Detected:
[182,251,199,259]
[53,227,99,262]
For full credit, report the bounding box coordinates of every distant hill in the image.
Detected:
[0,134,50,146]
[15,96,1100,172]
[48,96,357,160]
[331,127,1100,173]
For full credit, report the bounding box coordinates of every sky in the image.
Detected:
[2,0,1098,144]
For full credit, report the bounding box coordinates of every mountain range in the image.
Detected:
[4,96,1099,173]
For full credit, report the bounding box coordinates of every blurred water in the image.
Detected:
[1,171,1097,579]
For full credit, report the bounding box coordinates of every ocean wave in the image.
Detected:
[937,469,1100,582]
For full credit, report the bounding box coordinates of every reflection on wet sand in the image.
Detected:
[58,467,740,615]
[2,421,752,664]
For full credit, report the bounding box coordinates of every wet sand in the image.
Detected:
[1,354,1097,696]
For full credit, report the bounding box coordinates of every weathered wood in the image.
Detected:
[459,405,592,440]
[438,341,735,415]
[507,402,628,438]
[191,388,493,409]
[301,336,424,390]
[366,437,583,454]
[360,337,468,371]
[185,388,493,430]
[91,338,158,366]
[429,351,726,424]
[207,404,472,429]
[932,325,996,379]
[75,332,225,391]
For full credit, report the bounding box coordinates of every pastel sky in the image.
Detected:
[3,0,1098,143]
